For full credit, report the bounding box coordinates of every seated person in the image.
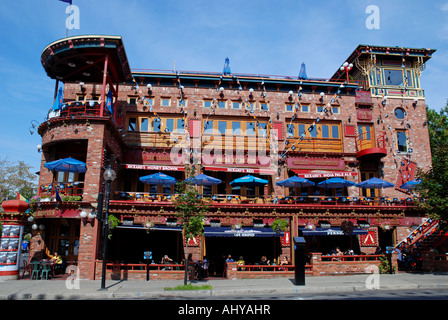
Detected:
[48,251,62,265]
[236,256,245,271]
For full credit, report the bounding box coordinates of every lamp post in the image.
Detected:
[100,165,116,290]
[340,62,353,82]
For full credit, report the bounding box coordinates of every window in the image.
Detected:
[232,102,241,109]
[161,98,170,107]
[317,105,324,113]
[218,121,227,134]
[385,69,404,86]
[165,119,174,133]
[405,70,413,87]
[177,119,185,133]
[332,106,339,114]
[204,120,213,134]
[260,103,269,111]
[322,125,329,138]
[301,104,309,112]
[92,95,100,101]
[204,100,212,108]
[128,96,137,105]
[246,122,256,135]
[232,122,241,134]
[144,98,154,106]
[394,108,406,119]
[76,94,85,101]
[287,124,294,137]
[178,99,187,107]
[299,124,306,137]
[218,101,226,109]
[128,118,137,131]
[309,125,317,138]
[259,123,268,137]
[286,104,294,112]
[397,130,407,152]
[153,118,161,132]
[358,125,371,140]
[140,118,149,131]
[331,125,339,139]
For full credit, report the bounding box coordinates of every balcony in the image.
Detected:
[47,100,113,120]
[355,131,387,160]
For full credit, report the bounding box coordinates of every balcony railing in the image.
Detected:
[38,182,84,201]
[113,191,422,207]
[47,100,112,120]
[355,131,387,158]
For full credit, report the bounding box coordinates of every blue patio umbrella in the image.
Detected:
[139,172,177,186]
[44,157,86,173]
[317,177,356,189]
[229,175,268,187]
[184,174,221,186]
[276,176,315,188]
[400,179,421,190]
[298,62,307,80]
[355,177,394,189]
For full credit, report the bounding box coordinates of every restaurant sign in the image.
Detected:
[287,157,345,170]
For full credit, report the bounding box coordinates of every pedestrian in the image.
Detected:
[226,254,234,262]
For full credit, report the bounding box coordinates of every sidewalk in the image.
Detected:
[1,273,448,300]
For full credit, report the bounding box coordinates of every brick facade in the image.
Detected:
[31,36,435,280]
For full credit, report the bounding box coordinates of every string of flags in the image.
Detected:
[280,82,346,159]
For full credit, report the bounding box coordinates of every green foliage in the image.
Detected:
[378,255,395,274]
[173,166,209,241]
[108,214,120,239]
[417,105,448,229]
[0,158,37,205]
[271,218,288,233]
[164,284,212,291]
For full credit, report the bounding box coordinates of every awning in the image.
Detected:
[124,164,185,171]
[204,227,283,237]
[292,170,358,179]
[204,166,276,175]
[299,227,368,236]
[117,225,182,232]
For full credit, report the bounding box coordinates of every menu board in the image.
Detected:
[0,224,24,272]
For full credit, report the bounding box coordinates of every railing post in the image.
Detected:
[309,252,322,276]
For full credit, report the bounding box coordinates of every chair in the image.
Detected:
[21,260,31,279]
[40,261,52,280]
[30,261,41,280]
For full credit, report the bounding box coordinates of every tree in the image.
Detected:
[173,166,209,285]
[417,105,448,229]
[0,157,37,206]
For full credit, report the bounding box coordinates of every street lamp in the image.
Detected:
[340,61,353,82]
[100,165,116,290]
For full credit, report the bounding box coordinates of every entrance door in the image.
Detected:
[45,219,80,263]
[358,124,374,151]
[360,171,378,197]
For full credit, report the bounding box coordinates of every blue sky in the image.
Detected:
[0,0,447,175]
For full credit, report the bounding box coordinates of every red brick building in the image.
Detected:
[30,35,437,279]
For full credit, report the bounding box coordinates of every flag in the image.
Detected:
[16,192,28,202]
[16,192,30,213]
[52,87,64,111]
[106,90,114,115]
[58,0,73,4]
[55,188,62,202]
[223,57,231,75]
